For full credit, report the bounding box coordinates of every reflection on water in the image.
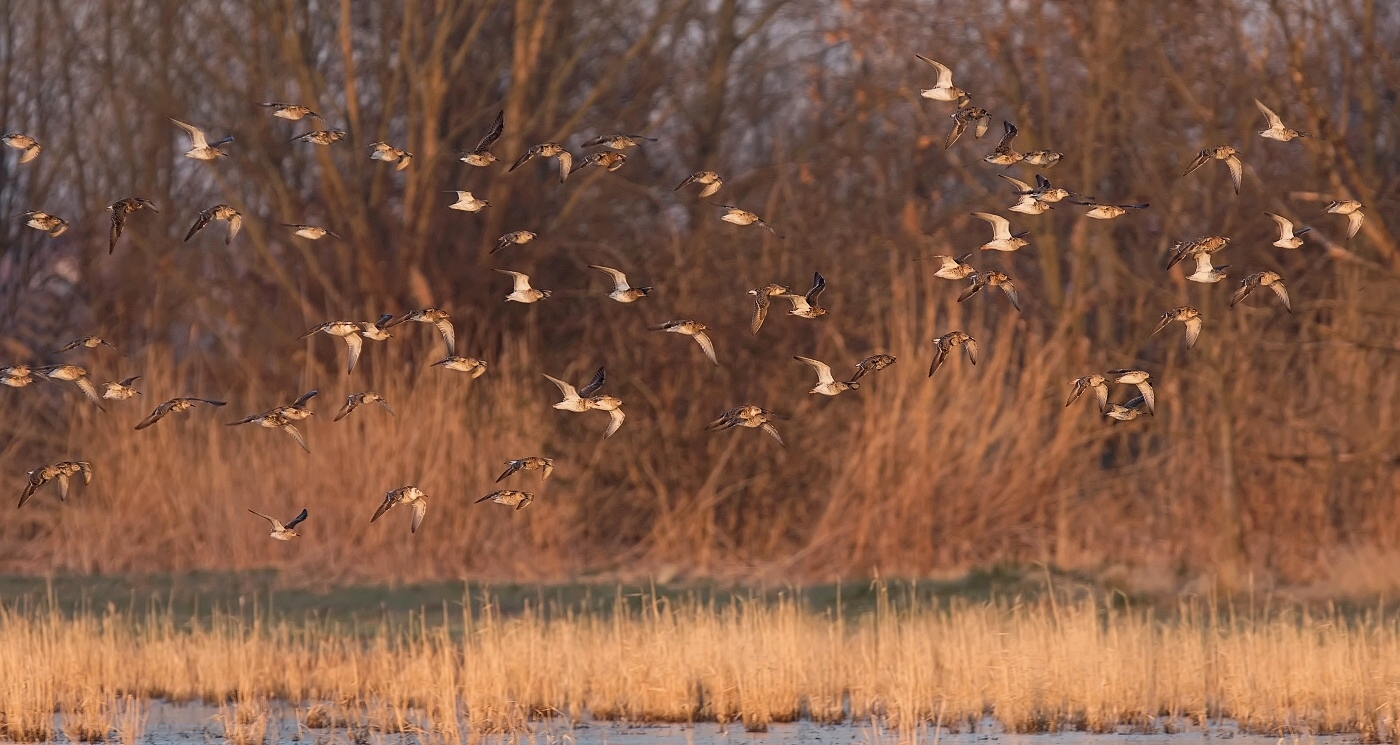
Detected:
[127,701,1341,745]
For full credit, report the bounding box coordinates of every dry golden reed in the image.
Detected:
[0,590,1398,741]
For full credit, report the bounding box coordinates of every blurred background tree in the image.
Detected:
[0,0,1397,589]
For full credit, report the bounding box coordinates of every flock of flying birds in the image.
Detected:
[1,55,1371,540]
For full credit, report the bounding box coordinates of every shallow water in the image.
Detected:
[117,702,1350,745]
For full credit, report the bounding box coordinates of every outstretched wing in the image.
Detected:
[73,378,107,411]
[556,151,572,183]
[604,407,625,438]
[1254,99,1283,129]
[475,110,504,153]
[691,332,718,366]
[496,461,522,483]
[370,495,395,523]
[805,272,826,304]
[281,422,310,453]
[1346,210,1365,240]
[794,356,835,386]
[508,147,537,172]
[18,471,46,508]
[543,373,579,401]
[134,400,175,430]
[170,118,208,149]
[109,211,126,254]
[332,397,358,422]
[184,208,215,242]
[750,295,771,334]
[1181,150,1210,177]
[341,333,364,374]
[944,116,969,149]
[283,508,309,530]
[578,367,606,397]
[589,265,629,290]
[433,319,456,357]
[224,212,242,244]
[1183,316,1202,348]
[1224,155,1242,194]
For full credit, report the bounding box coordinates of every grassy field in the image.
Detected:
[2,576,1398,744]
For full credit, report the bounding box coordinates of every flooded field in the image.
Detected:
[2,580,1398,744]
[59,700,1358,745]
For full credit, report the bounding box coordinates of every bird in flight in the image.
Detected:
[1107,370,1155,415]
[460,110,504,167]
[248,508,308,540]
[3,132,41,163]
[1230,271,1291,312]
[35,365,105,409]
[497,457,555,483]
[497,270,552,304]
[778,272,828,319]
[475,490,535,510]
[227,410,311,453]
[102,375,142,401]
[333,391,394,422]
[649,320,718,366]
[850,354,897,382]
[983,121,1023,165]
[705,405,784,447]
[1182,145,1243,194]
[18,461,92,508]
[1253,99,1310,141]
[492,230,536,254]
[371,486,428,533]
[510,142,572,183]
[290,129,347,145]
[957,270,1021,312]
[184,204,243,245]
[55,336,120,355]
[259,102,322,121]
[915,55,968,104]
[283,223,338,240]
[1323,200,1365,240]
[24,211,68,237]
[447,191,490,212]
[1265,213,1309,249]
[718,205,782,237]
[134,397,226,430]
[367,141,413,170]
[1151,306,1203,350]
[927,332,977,377]
[431,356,488,378]
[583,133,657,150]
[171,118,233,159]
[1066,374,1109,412]
[388,308,456,357]
[793,356,859,396]
[675,170,723,198]
[972,212,1030,252]
[747,283,789,334]
[107,197,158,253]
[944,105,991,149]
[589,265,652,303]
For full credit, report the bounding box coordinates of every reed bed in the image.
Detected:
[0,590,1397,742]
